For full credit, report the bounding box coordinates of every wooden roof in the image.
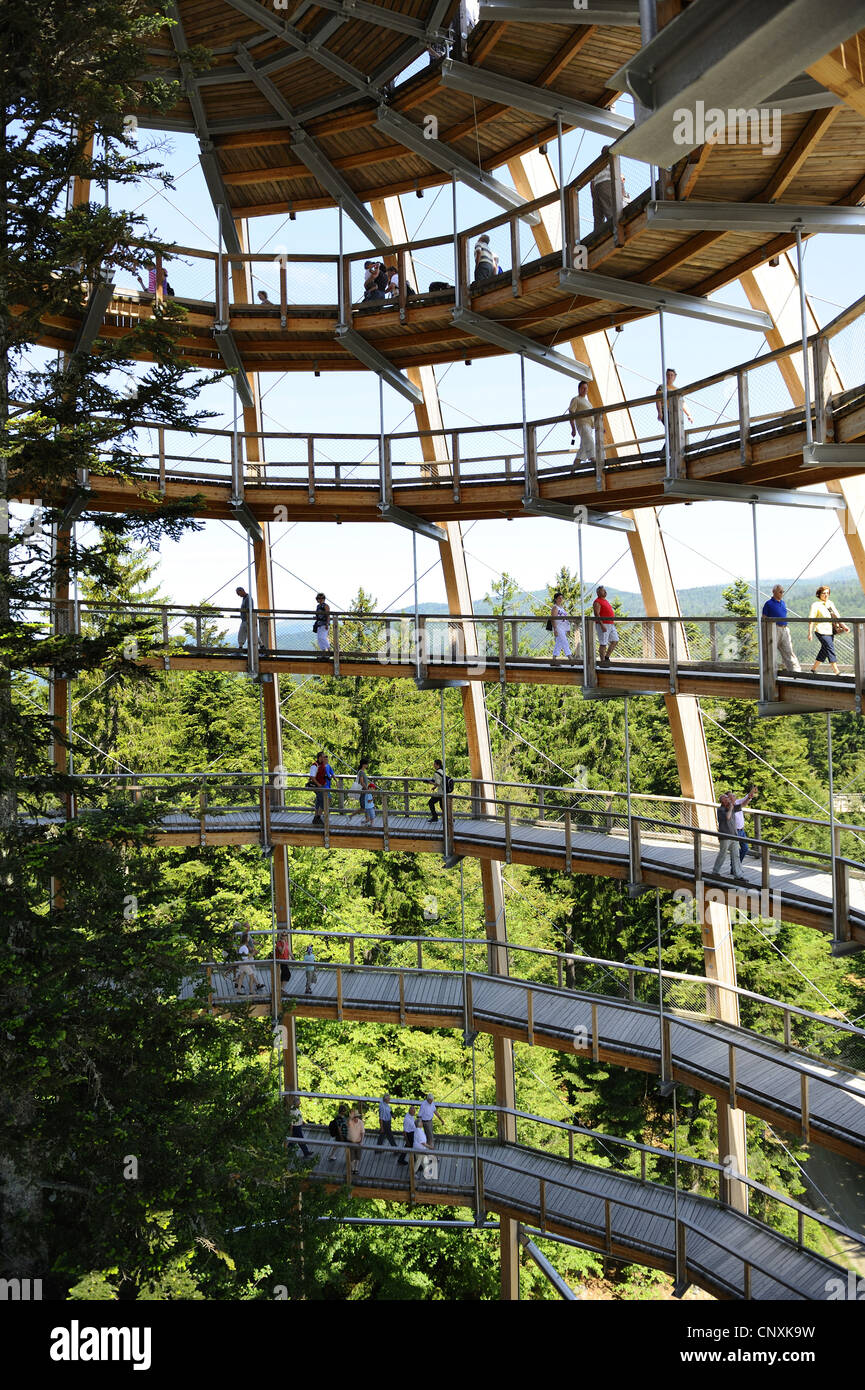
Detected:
[137,2,640,212]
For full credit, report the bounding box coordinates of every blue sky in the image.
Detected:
[77,104,865,621]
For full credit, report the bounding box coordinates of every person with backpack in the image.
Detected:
[312,593,331,655]
[427,758,453,823]
[307,750,334,825]
[328,1102,349,1161]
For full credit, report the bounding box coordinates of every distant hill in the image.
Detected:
[412,563,865,619]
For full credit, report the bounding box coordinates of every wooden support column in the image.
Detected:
[510,149,749,1213]
[373,193,518,1300]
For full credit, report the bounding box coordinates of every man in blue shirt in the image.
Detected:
[376,1093,397,1150]
[762,584,800,673]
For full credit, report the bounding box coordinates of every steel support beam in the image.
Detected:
[212,328,256,409]
[610,0,865,165]
[763,74,842,113]
[375,107,540,222]
[69,278,115,359]
[294,0,444,40]
[663,479,847,508]
[440,59,631,139]
[452,307,591,379]
[518,1232,579,1300]
[802,443,865,469]
[478,0,639,21]
[222,0,387,102]
[377,503,447,542]
[647,200,865,235]
[334,326,424,404]
[557,268,774,332]
[522,499,635,530]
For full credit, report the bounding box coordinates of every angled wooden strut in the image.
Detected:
[371,191,520,1300]
[510,146,749,1213]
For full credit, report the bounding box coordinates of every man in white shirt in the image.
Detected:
[412,1119,429,1175]
[568,381,595,466]
[729,786,757,864]
[419,1093,440,1146]
[398,1104,416,1166]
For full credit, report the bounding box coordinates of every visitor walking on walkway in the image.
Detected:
[419,1093,441,1146]
[235,926,264,995]
[428,758,445,822]
[288,1096,312,1159]
[236,586,253,651]
[377,1094,397,1149]
[308,750,334,825]
[276,932,292,993]
[347,1108,365,1176]
[550,591,576,663]
[712,793,747,883]
[398,1104,417,1165]
[808,585,848,676]
[313,593,331,655]
[730,785,758,863]
[412,1118,430,1175]
[762,584,801,673]
[328,1103,349,1161]
[593,586,619,664]
[303,943,317,996]
[568,381,595,466]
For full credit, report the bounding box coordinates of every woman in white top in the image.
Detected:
[807,584,848,676]
[550,590,576,663]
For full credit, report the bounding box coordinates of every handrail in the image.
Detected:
[282,1090,865,1262]
[200,925,865,1050]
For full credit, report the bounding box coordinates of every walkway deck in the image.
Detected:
[297,1127,853,1301]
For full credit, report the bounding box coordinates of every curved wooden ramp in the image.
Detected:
[152,804,865,941]
[203,963,865,1165]
[298,1127,852,1301]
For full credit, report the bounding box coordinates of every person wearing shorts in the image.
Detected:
[593,586,618,665]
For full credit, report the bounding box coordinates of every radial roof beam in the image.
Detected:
[663,480,847,508]
[609,0,865,165]
[168,2,242,253]
[478,0,639,22]
[212,328,255,409]
[295,0,447,40]
[234,45,391,248]
[557,268,773,332]
[375,107,540,223]
[451,307,592,378]
[222,0,387,102]
[334,325,424,404]
[646,201,865,234]
[440,59,632,139]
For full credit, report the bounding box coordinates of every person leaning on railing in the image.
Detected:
[808,584,848,677]
[761,584,801,674]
